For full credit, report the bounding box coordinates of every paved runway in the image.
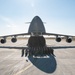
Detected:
[0,38,75,75]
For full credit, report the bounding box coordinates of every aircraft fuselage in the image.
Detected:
[23,16,54,57]
[28,16,46,48]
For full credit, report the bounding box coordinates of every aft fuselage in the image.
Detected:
[28,16,46,49]
[25,16,54,56]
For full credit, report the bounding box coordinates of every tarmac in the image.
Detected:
[0,38,75,75]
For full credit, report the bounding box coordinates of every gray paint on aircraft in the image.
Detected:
[28,16,46,33]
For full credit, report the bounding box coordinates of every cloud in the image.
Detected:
[15,0,35,7]
[25,0,35,8]
[0,16,23,33]
[6,24,16,28]
[31,2,35,7]
[0,16,15,26]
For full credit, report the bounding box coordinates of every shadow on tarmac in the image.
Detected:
[28,55,57,73]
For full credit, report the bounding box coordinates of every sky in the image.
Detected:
[0,0,75,36]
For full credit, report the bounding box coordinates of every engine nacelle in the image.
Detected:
[56,36,61,42]
[0,38,6,44]
[66,37,72,43]
[11,37,17,43]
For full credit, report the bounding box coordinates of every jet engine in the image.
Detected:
[66,37,72,43]
[0,38,6,44]
[56,36,61,42]
[11,37,17,43]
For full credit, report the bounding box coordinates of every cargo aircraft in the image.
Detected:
[0,16,75,57]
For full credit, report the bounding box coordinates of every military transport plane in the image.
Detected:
[0,16,75,57]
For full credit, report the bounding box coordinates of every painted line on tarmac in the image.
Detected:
[14,64,32,75]
[0,53,15,63]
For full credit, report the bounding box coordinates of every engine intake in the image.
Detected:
[66,37,72,43]
[56,36,61,42]
[11,37,17,43]
[1,38,6,44]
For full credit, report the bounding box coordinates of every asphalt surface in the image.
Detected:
[0,38,75,75]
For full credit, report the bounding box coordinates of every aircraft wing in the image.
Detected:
[43,33,74,37]
[0,33,30,38]
[0,46,75,49]
[48,46,75,49]
[0,46,28,49]
[0,32,74,38]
